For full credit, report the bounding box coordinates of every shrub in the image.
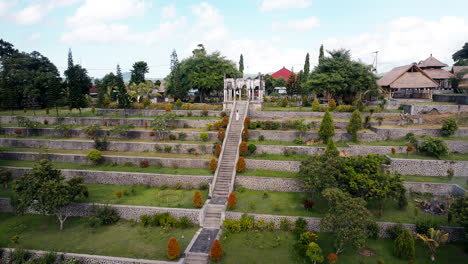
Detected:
[376,116,384,126]
[236,157,246,172]
[115,190,123,199]
[193,190,203,208]
[200,133,209,142]
[87,216,101,228]
[239,141,248,156]
[206,123,213,131]
[241,128,250,141]
[293,137,304,145]
[94,137,108,151]
[280,218,291,231]
[167,237,180,260]
[293,218,308,236]
[328,99,337,110]
[406,145,414,155]
[306,242,324,264]
[220,111,227,117]
[43,119,49,125]
[281,98,288,107]
[244,116,251,128]
[139,160,149,168]
[415,219,439,236]
[87,149,102,165]
[109,124,135,137]
[149,131,155,137]
[96,206,120,225]
[417,137,449,158]
[0,168,12,189]
[394,228,415,260]
[168,134,176,140]
[258,135,265,141]
[447,168,454,181]
[187,148,196,154]
[9,248,29,263]
[164,146,172,153]
[214,144,222,157]
[227,192,237,209]
[441,119,458,137]
[178,132,187,140]
[179,216,193,228]
[221,116,229,128]
[210,239,223,261]
[209,158,218,173]
[14,129,22,136]
[140,215,151,226]
[175,99,183,109]
[318,110,335,143]
[187,111,193,117]
[199,183,208,190]
[218,128,226,141]
[347,110,362,142]
[236,185,247,193]
[391,148,396,155]
[248,143,257,155]
[387,223,404,239]
[11,234,20,244]
[62,257,81,264]
[367,222,380,239]
[201,110,209,116]
[165,105,171,112]
[173,183,182,190]
[302,199,315,209]
[328,253,338,264]
[84,124,100,137]
[312,98,320,111]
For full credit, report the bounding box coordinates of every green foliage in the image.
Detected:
[441,119,458,137]
[95,206,120,225]
[415,219,440,236]
[318,110,335,143]
[280,218,291,231]
[200,132,209,142]
[109,124,135,137]
[367,222,380,239]
[11,159,88,230]
[0,168,12,188]
[306,242,324,264]
[293,218,308,237]
[83,124,101,136]
[325,138,339,156]
[9,248,30,264]
[312,98,320,111]
[417,137,449,158]
[53,124,73,138]
[293,138,304,145]
[448,196,468,233]
[61,257,81,264]
[86,149,102,165]
[452,42,468,65]
[387,223,404,239]
[347,110,362,142]
[320,188,373,254]
[394,228,415,260]
[150,113,176,139]
[94,137,108,151]
[179,216,194,228]
[17,117,42,128]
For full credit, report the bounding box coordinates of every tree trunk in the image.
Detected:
[55,105,59,117]
[57,214,68,230]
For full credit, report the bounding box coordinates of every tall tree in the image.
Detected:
[166,50,186,100]
[239,54,244,74]
[286,70,297,97]
[116,64,131,108]
[11,159,88,230]
[97,72,118,107]
[452,42,468,66]
[304,53,310,75]
[67,48,73,69]
[129,61,149,85]
[65,51,91,114]
[319,44,324,65]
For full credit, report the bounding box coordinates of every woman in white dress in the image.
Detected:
[235,110,239,121]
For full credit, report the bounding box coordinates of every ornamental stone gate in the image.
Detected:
[223,74,265,111]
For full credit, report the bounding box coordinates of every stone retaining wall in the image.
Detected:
[371,127,468,139]
[1,248,174,264]
[0,198,201,224]
[5,166,212,188]
[249,111,399,119]
[249,130,379,142]
[388,158,468,176]
[433,94,468,105]
[224,212,465,241]
[245,159,301,172]
[404,182,465,197]
[401,104,468,115]
[0,116,213,129]
[97,108,223,117]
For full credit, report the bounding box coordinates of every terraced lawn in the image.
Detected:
[0,213,197,261]
[389,153,468,161]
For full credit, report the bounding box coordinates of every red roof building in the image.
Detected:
[271,67,295,80]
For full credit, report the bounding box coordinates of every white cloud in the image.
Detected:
[29,33,42,40]
[260,0,311,12]
[272,16,320,32]
[323,16,468,73]
[4,0,80,25]
[0,0,11,16]
[161,5,176,19]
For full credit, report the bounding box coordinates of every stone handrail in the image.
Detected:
[209,100,237,197]
[228,100,249,194]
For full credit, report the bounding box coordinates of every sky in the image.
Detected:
[1,0,468,79]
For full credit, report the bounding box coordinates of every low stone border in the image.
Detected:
[249,110,399,119]
[4,166,212,188]
[371,127,468,139]
[401,104,468,115]
[224,212,465,241]
[387,157,468,177]
[0,198,201,224]
[96,108,223,117]
[1,248,176,264]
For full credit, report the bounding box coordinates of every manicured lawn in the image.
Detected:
[230,189,450,225]
[247,153,309,161]
[1,147,214,159]
[218,231,467,264]
[0,183,208,209]
[0,213,197,261]
[390,153,468,161]
[402,175,467,189]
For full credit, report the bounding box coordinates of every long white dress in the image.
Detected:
[235,112,239,121]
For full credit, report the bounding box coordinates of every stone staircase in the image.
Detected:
[202,205,223,229]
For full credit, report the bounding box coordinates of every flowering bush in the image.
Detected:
[227,192,237,209]
[167,237,180,260]
[236,157,246,172]
[209,158,218,173]
[193,190,203,208]
[140,160,149,168]
[210,239,223,261]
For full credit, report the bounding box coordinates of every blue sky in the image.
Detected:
[1,0,468,78]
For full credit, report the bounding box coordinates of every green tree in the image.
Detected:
[318,110,335,143]
[416,228,449,261]
[239,54,244,74]
[394,228,415,260]
[165,49,185,100]
[263,74,274,95]
[116,64,131,108]
[97,72,118,107]
[297,154,342,198]
[11,159,88,230]
[273,77,287,89]
[65,56,91,114]
[286,70,297,97]
[321,188,374,254]
[452,42,468,66]
[309,49,379,103]
[449,196,467,233]
[304,53,310,75]
[318,44,324,65]
[312,97,320,111]
[129,61,149,85]
[306,242,324,264]
[325,137,339,156]
[347,110,362,142]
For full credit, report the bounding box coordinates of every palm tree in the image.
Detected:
[416,228,449,261]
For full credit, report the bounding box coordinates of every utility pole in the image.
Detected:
[372,51,379,74]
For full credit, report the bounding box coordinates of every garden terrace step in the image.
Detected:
[184,253,209,264]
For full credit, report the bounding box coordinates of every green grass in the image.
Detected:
[0,160,213,176]
[247,153,309,161]
[251,140,349,147]
[402,175,468,189]
[219,231,467,264]
[230,189,450,225]
[0,108,96,117]
[0,183,208,209]
[1,147,214,159]
[390,153,468,161]
[0,213,197,260]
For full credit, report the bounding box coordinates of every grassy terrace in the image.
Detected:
[0,213,196,260]
[230,189,450,225]
[219,231,467,264]
[0,183,208,209]
[389,152,468,161]
[0,135,216,144]
[0,160,293,178]
[402,175,468,189]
